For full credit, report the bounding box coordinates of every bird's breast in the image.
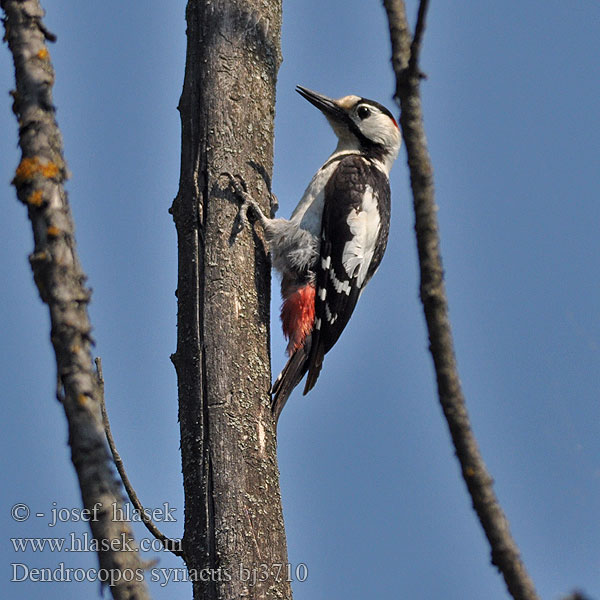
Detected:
[290,158,342,235]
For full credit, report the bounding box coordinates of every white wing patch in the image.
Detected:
[329,267,351,295]
[342,185,381,287]
[325,303,338,324]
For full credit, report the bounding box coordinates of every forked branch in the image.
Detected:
[382,2,540,599]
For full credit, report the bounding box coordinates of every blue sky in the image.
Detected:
[1,1,599,598]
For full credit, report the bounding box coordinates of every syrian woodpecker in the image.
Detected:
[235,85,401,423]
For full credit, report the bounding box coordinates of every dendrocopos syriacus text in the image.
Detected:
[234,86,401,424]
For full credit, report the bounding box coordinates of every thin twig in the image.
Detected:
[382,2,541,599]
[408,0,429,76]
[96,358,184,558]
[560,592,593,600]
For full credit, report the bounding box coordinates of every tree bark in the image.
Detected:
[170,1,290,599]
[2,2,151,599]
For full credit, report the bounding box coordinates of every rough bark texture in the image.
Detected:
[382,2,540,600]
[170,1,290,599]
[2,2,151,599]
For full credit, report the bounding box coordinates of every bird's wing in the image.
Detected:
[304,155,391,394]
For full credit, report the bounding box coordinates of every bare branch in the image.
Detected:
[2,2,151,598]
[382,2,540,599]
[96,358,184,559]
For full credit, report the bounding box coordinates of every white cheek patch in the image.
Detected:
[362,113,401,149]
[342,186,380,287]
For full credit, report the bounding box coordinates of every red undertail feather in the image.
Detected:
[280,284,315,355]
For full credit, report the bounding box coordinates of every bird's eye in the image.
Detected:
[357,106,371,120]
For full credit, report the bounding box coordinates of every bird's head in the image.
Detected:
[296,85,401,173]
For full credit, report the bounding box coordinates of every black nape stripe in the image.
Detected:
[348,121,387,161]
[342,99,392,162]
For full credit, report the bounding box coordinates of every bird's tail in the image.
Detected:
[271,335,312,426]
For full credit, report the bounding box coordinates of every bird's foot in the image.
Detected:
[269,191,279,218]
[221,172,256,230]
[221,172,274,233]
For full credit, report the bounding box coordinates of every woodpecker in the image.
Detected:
[234,85,401,424]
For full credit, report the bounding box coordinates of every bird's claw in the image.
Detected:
[220,172,254,231]
[269,191,279,218]
[220,171,269,231]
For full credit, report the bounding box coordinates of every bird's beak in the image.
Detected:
[296,86,345,121]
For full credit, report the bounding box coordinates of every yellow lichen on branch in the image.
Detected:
[27,189,44,206]
[14,156,60,183]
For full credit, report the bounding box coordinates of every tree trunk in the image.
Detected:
[170,1,290,599]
